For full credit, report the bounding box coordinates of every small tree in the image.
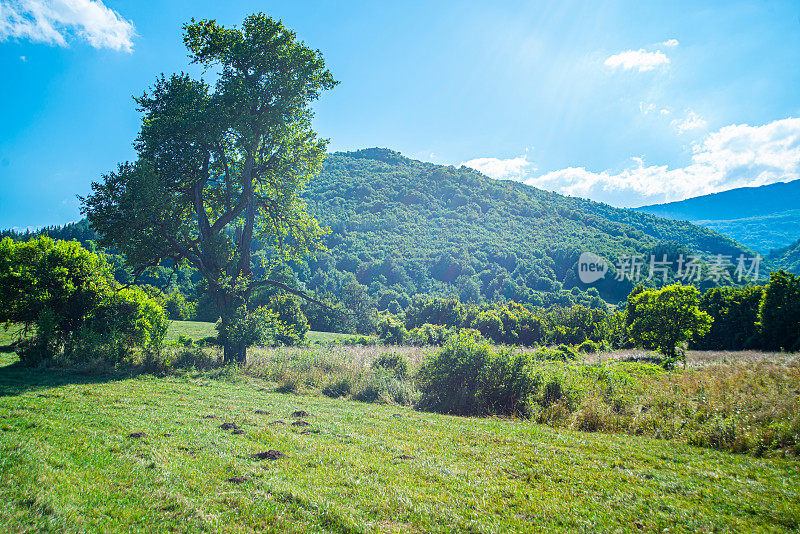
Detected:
[82,14,338,363]
[627,284,712,368]
[0,236,167,364]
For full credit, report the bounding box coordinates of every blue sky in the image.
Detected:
[1,0,800,229]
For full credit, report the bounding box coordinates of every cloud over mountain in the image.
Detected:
[464,117,800,207]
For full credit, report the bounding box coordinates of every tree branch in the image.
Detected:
[247,278,353,315]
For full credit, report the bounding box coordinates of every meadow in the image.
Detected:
[1,339,799,532]
[165,321,358,345]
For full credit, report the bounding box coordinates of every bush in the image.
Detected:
[577,340,600,353]
[162,291,195,321]
[322,377,352,398]
[0,237,168,365]
[215,305,297,348]
[376,315,408,345]
[353,369,416,405]
[416,331,534,416]
[408,323,452,346]
[531,344,579,362]
[267,294,309,345]
[178,334,194,347]
[371,352,409,380]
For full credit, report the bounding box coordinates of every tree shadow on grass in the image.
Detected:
[0,352,123,397]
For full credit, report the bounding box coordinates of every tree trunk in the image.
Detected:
[222,339,247,364]
[215,290,248,365]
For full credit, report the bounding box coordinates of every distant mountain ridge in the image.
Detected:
[634,180,800,254]
[634,180,800,221]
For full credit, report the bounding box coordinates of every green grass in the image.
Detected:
[1,354,799,532]
[165,320,357,344]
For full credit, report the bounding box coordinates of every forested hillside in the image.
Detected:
[770,238,800,273]
[299,148,755,307]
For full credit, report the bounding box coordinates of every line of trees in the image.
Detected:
[375,270,800,365]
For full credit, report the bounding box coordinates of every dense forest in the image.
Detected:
[770,237,800,273]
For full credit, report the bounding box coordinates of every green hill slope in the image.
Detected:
[4,148,760,308]
[300,148,756,306]
[769,238,800,273]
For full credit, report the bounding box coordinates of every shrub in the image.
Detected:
[267,294,309,345]
[197,336,219,346]
[215,305,296,349]
[376,315,408,345]
[371,352,409,380]
[0,237,169,365]
[178,334,194,347]
[162,291,195,320]
[353,369,416,405]
[416,331,534,416]
[322,377,352,398]
[577,340,600,353]
[478,348,536,416]
[408,323,451,346]
[531,345,579,362]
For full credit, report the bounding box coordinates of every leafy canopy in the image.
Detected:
[81,13,337,361]
[627,284,713,365]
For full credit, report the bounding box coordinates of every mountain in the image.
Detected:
[299,148,757,306]
[634,180,800,254]
[769,238,800,273]
[4,148,761,308]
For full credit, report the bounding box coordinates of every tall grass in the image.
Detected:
[30,338,799,458]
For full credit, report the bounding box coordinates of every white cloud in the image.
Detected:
[662,38,679,47]
[672,111,707,133]
[0,0,135,52]
[461,154,536,181]
[639,102,656,115]
[604,49,669,72]
[466,118,800,207]
[19,54,26,61]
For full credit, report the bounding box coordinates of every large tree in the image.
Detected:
[82,14,337,363]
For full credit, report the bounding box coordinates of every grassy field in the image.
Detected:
[1,351,799,532]
[166,320,357,344]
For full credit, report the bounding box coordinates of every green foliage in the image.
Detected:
[266,294,309,345]
[321,377,352,398]
[532,344,580,362]
[81,13,336,363]
[407,323,453,346]
[299,148,753,311]
[370,352,409,380]
[404,295,465,329]
[577,339,601,353]
[0,236,114,333]
[416,331,535,416]
[696,285,763,350]
[161,291,196,321]
[757,270,800,351]
[770,237,800,273]
[0,237,167,364]
[215,306,295,350]
[376,315,408,345]
[627,284,713,366]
